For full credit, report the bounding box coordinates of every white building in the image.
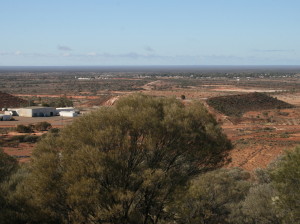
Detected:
[16,107,56,117]
[59,111,78,117]
[0,114,12,121]
[56,107,75,114]
[4,110,14,115]
[56,107,80,115]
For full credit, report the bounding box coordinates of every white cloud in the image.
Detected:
[62,52,70,57]
[253,49,294,53]
[58,45,72,51]
[144,46,155,52]
[86,52,97,56]
[0,51,9,56]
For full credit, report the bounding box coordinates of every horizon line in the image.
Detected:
[1,65,300,73]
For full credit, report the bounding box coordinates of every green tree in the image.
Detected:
[15,124,32,133]
[227,164,284,224]
[230,183,281,224]
[170,168,251,224]
[271,146,300,223]
[26,94,231,224]
[0,149,19,223]
[0,149,18,183]
[0,165,36,224]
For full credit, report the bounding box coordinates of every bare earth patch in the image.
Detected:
[221,108,300,171]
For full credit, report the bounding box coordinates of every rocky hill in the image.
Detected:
[207,92,294,117]
[0,91,27,109]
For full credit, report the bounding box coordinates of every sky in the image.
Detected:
[1,0,300,66]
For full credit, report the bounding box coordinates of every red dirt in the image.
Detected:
[1,131,41,163]
[3,143,34,163]
[221,108,300,171]
[3,79,300,171]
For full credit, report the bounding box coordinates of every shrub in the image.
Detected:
[23,135,40,143]
[9,135,26,143]
[48,128,60,134]
[277,111,289,116]
[170,168,251,224]
[34,122,52,131]
[15,125,32,133]
[271,146,300,222]
[8,135,39,143]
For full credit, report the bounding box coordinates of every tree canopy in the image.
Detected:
[271,146,300,223]
[26,94,232,224]
[169,168,251,224]
[0,149,19,223]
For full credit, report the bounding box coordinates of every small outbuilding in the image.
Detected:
[16,107,56,117]
[59,111,78,117]
[56,107,79,114]
[0,114,12,121]
[4,110,14,116]
[5,109,19,116]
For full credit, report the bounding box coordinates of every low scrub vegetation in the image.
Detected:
[15,122,52,133]
[42,96,73,107]
[9,135,40,143]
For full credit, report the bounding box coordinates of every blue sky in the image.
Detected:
[1,0,300,66]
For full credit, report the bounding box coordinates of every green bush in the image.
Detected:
[15,125,32,133]
[9,135,26,143]
[23,135,40,143]
[271,146,300,223]
[9,135,40,143]
[49,128,59,133]
[170,168,251,224]
[277,111,289,116]
[34,122,52,131]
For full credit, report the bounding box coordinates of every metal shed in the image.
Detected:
[59,111,78,117]
[16,107,56,117]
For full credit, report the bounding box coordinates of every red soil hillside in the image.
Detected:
[0,91,27,109]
